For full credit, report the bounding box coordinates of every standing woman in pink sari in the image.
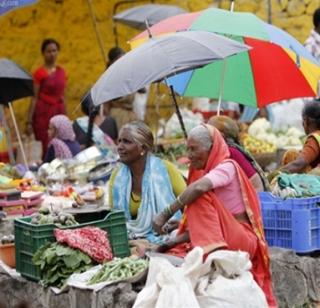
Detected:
[27,39,66,156]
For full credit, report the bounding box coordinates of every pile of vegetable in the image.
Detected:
[33,242,94,288]
[30,207,78,226]
[245,118,304,149]
[88,257,148,285]
[0,234,14,245]
[241,133,277,154]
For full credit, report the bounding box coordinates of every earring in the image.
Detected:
[140,152,144,156]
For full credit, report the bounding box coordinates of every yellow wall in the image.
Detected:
[0,0,319,131]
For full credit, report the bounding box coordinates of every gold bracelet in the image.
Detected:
[176,196,184,207]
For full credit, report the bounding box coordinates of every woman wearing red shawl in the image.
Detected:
[153,124,277,307]
[27,39,66,156]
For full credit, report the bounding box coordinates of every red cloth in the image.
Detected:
[229,147,256,178]
[32,66,66,155]
[168,125,277,307]
[54,227,113,263]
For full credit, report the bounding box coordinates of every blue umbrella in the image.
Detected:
[0,0,38,16]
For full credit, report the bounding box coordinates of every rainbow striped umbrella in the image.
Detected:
[130,8,320,108]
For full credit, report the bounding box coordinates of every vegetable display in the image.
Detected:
[246,118,304,149]
[88,257,148,285]
[30,207,78,226]
[33,242,93,288]
[241,133,277,154]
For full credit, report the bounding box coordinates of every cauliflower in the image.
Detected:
[248,118,271,136]
[286,127,304,138]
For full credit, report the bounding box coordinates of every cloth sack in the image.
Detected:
[133,247,268,308]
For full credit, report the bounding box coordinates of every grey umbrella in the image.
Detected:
[91,31,249,138]
[92,31,249,106]
[113,4,186,29]
[0,58,34,166]
[112,3,186,46]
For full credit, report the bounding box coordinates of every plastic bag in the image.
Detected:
[133,248,268,308]
[16,134,42,165]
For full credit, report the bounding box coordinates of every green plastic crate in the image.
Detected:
[14,210,130,281]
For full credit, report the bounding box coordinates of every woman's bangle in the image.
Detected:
[176,195,184,207]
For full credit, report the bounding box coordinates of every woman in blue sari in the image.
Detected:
[108,121,186,244]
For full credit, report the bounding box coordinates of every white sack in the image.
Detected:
[133,248,268,308]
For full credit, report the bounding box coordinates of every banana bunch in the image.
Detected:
[241,133,277,154]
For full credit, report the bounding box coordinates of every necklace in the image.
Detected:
[130,191,140,202]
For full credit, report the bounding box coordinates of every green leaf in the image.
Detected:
[32,242,52,265]
[55,244,74,256]
[63,254,81,269]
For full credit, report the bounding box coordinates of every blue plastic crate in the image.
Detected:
[259,192,320,253]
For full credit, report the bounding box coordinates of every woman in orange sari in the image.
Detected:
[153,124,277,307]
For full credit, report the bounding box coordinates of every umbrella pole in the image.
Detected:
[169,85,188,140]
[217,58,227,116]
[218,0,234,116]
[8,102,28,168]
[112,20,119,46]
[145,19,152,38]
[154,83,161,146]
[267,0,272,24]
[230,0,235,12]
[0,105,15,165]
[86,0,108,66]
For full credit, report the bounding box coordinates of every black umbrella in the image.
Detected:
[0,58,34,167]
[0,59,33,103]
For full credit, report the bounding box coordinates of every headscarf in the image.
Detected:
[188,124,230,184]
[208,117,270,191]
[48,115,75,159]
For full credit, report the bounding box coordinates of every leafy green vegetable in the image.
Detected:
[33,242,94,288]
